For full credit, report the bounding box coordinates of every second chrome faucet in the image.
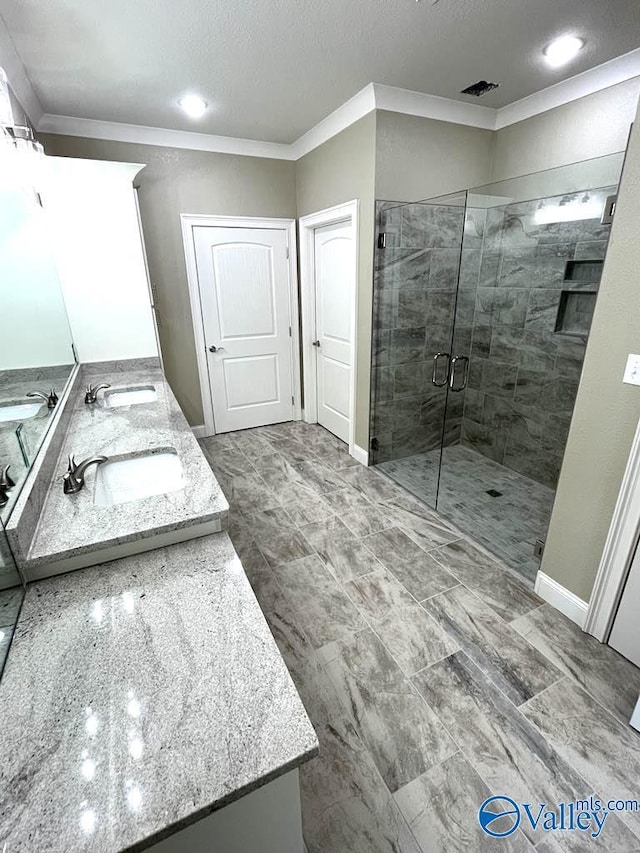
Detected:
[63,455,108,494]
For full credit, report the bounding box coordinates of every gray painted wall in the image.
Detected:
[490,78,640,183]
[541,100,640,602]
[375,110,494,203]
[296,112,377,450]
[40,133,297,426]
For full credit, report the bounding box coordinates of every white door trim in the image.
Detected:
[299,200,359,455]
[181,214,301,437]
[585,414,640,641]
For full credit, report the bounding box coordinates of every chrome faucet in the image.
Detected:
[85,383,111,404]
[27,388,58,409]
[0,465,14,490]
[63,454,108,494]
[0,464,14,508]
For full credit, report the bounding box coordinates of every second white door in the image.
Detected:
[193,225,294,433]
[313,220,354,443]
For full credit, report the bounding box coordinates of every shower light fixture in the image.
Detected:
[543,36,584,69]
[178,94,208,118]
[534,195,601,225]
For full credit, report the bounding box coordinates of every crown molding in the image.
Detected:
[37,113,295,160]
[495,46,640,130]
[290,84,376,158]
[373,82,496,130]
[0,16,44,126]
[34,49,640,160]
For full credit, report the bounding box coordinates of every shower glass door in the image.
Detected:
[371,152,624,583]
[437,154,624,581]
[370,192,467,509]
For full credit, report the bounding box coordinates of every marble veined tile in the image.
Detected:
[271,554,364,648]
[301,720,421,853]
[431,539,543,621]
[413,654,640,851]
[423,585,562,704]
[364,527,459,600]
[319,628,456,792]
[511,604,640,725]
[278,481,336,526]
[225,472,280,516]
[247,507,314,567]
[345,569,459,674]
[293,460,348,494]
[394,752,532,852]
[523,679,640,838]
[338,465,407,504]
[300,517,383,582]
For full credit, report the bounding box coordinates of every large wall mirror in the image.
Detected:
[0,77,77,672]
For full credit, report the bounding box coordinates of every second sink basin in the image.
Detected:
[103,386,158,408]
[94,450,185,507]
[0,402,43,422]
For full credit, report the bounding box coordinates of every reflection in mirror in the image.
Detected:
[0,122,76,523]
[0,522,22,675]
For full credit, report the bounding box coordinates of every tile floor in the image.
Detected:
[200,422,640,853]
[377,445,556,583]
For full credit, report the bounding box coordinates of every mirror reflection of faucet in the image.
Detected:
[0,464,15,507]
[63,454,109,494]
[85,384,111,405]
[26,388,58,409]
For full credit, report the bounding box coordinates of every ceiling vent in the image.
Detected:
[460,80,500,97]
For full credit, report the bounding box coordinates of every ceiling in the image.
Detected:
[1,0,639,143]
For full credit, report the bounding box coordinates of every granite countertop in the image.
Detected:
[22,366,228,570]
[0,533,318,852]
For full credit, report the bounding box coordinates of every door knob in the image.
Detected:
[312,340,321,348]
[208,345,224,353]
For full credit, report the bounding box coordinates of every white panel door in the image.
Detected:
[314,221,354,443]
[609,542,640,668]
[193,226,294,433]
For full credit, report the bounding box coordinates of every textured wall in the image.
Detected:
[40,133,297,426]
[375,111,494,202]
[541,103,640,602]
[491,78,640,183]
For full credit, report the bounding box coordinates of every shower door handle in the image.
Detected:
[449,356,469,392]
[431,352,450,387]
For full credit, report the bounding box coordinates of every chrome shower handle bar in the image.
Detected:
[449,355,470,392]
[431,352,450,387]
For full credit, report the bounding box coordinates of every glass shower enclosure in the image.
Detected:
[370,153,624,584]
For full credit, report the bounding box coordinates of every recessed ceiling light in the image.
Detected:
[543,35,585,68]
[178,94,208,118]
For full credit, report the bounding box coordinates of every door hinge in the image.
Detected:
[286,246,290,259]
[534,538,545,560]
[377,233,387,249]
[291,396,295,405]
[370,437,379,451]
[289,326,292,337]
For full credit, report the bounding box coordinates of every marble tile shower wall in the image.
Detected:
[371,201,471,463]
[460,187,615,489]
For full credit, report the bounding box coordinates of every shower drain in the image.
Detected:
[486,489,503,497]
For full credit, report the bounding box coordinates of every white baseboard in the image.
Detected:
[191,425,207,438]
[534,571,589,628]
[350,444,369,466]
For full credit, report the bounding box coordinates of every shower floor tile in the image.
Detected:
[376,445,555,584]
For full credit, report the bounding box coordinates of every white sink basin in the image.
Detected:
[94,451,185,507]
[0,402,43,422]
[104,386,157,408]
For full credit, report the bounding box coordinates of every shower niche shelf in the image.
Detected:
[555,290,597,337]
[564,258,604,283]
